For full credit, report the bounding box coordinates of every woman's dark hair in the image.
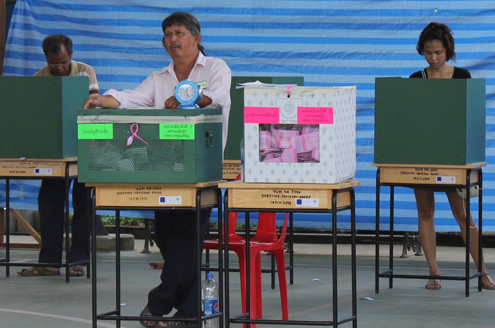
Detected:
[416,22,456,61]
[42,34,73,56]
[162,11,206,55]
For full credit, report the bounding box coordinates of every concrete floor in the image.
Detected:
[1,237,495,328]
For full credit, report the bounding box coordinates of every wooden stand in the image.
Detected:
[0,157,80,283]
[91,181,219,208]
[219,180,360,328]
[89,181,223,328]
[374,162,486,297]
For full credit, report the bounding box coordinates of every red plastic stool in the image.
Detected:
[204,210,289,320]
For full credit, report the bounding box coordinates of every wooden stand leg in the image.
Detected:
[0,209,42,249]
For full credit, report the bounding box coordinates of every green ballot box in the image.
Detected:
[77,108,223,183]
[0,76,88,159]
[374,77,486,165]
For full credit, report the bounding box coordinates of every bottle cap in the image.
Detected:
[207,273,214,279]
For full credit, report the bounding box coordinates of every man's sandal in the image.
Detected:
[162,311,196,327]
[139,305,196,327]
[18,267,60,276]
[139,305,157,328]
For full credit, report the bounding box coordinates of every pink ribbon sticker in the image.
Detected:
[126,123,149,146]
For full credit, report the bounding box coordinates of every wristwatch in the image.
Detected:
[174,79,203,109]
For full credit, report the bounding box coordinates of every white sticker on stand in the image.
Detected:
[295,198,319,207]
[436,176,456,183]
[159,196,182,205]
[34,168,52,175]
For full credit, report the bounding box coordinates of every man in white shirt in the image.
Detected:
[83,14,231,151]
[84,12,231,327]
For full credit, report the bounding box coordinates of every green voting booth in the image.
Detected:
[0,76,88,159]
[374,77,486,165]
[77,108,223,183]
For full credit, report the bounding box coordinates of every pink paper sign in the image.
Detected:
[244,107,280,124]
[297,107,333,124]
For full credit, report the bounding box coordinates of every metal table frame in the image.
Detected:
[90,182,223,328]
[220,181,359,328]
[0,158,89,283]
[374,163,485,297]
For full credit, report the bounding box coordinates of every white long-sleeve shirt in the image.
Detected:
[104,52,231,150]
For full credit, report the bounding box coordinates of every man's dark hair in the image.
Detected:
[416,22,456,61]
[162,12,205,55]
[42,34,73,56]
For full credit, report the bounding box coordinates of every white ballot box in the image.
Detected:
[243,85,356,183]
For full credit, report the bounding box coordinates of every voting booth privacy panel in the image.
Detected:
[0,76,88,159]
[375,78,486,165]
[77,108,223,184]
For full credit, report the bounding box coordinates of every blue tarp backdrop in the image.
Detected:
[2,0,495,231]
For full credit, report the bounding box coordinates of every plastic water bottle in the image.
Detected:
[202,273,219,328]
[240,138,245,181]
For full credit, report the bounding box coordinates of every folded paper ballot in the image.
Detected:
[236,80,299,89]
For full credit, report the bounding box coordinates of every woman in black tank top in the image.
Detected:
[410,22,494,291]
